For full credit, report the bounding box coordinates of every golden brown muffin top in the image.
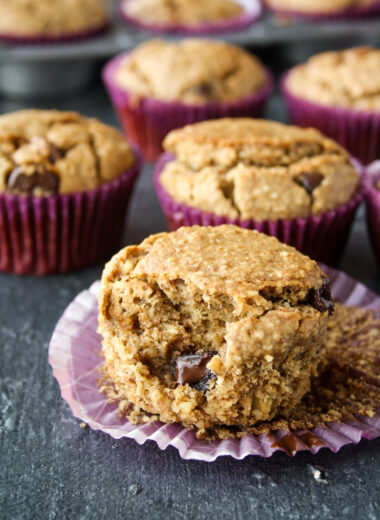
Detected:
[286,47,380,111]
[0,0,108,37]
[0,110,135,196]
[160,118,359,220]
[122,0,244,25]
[115,39,267,104]
[265,0,376,14]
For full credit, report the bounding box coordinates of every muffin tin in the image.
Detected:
[1,4,380,99]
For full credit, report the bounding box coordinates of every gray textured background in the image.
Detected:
[0,49,380,520]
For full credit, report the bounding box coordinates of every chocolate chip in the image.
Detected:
[7,164,59,195]
[187,82,214,99]
[308,277,334,315]
[173,351,217,391]
[295,172,324,194]
[48,143,63,164]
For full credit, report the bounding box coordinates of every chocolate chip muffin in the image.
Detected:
[285,47,380,111]
[265,0,379,16]
[99,225,333,436]
[121,0,244,26]
[114,39,267,105]
[0,110,134,196]
[158,118,359,221]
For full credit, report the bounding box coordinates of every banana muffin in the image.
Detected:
[0,0,108,40]
[99,225,333,436]
[158,118,359,221]
[103,40,271,160]
[264,0,380,17]
[0,109,134,196]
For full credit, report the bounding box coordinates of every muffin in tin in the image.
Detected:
[0,0,109,43]
[282,47,380,164]
[99,225,333,437]
[119,0,258,34]
[103,39,272,161]
[0,109,140,274]
[154,118,362,265]
[264,0,380,18]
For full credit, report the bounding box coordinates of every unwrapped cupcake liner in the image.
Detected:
[153,153,364,266]
[264,0,380,20]
[0,150,141,275]
[0,23,109,45]
[281,73,380,165]
[48,265,380,461]
[118,0,261,34]
[102,53,273,162]
[364,161,380,268]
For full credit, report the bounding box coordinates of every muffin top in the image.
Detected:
[114,39,267,104]
[0,0,108,37]
[265,0,376,14]
[286,47,380,111]
[101,225,330,310]
[160,118,359,221]
[0,110,135,196]
[122,0,244,25]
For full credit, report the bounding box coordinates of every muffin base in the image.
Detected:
[364,162,380,268]
[0,149,141,275]
[281,73,380,165]
[154,153,364,266]
[0,23,109,45]
[264,0,380,19]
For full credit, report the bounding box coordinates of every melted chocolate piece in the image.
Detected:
[173,351,216,391]
[188,82,214,99]
[7,165,59,195]
[308,276,334,315]
[48,143,63,164]
[295,172,324,194]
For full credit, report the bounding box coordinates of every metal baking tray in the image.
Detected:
[0,4,379,99]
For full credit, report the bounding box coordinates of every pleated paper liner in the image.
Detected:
[0,149,141,275]
[154,153,364,266]
[49,265,380,461]
[264,0,380,20]
[281,73,380,165]
[102,53,273,162]
[364,161,380,268]
[0,23,110,45]
[118,0,261,35]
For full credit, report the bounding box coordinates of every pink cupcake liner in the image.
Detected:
[102,52,273,162]
[118,0,261,34]
[264,0,380,20]
[364,161,380,268]
[0,22,110,45]
[281,73,380,165]
[153,153,364,266]
[48,265,380,461]
[0,149,141,275]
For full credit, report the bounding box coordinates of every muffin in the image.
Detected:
[0,109,141,274]
[0,0,109,43]
[119,0,258,34]
[282,47,380,164]
[103,39,272,161]
[154,118,363,265]
[99,225,333,436]
[264,0,380,19]
[364,163,380,269]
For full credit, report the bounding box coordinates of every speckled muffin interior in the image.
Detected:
[160,118,359,221]
[265,0,377,14]
[0,110,135,196]
[99,225,333,437]
[114,39,267,104]
[122,0,244,25]
[286,47,380,111]
[0,0,108,37]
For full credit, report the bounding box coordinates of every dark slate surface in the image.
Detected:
[1,66,380,520]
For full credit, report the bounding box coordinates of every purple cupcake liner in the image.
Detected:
[0,22,110,45]
[103,53,273,162]
[281,73,380,165]
[264,0,380,20]
[154,153,364,266]
[48,265,380,461]
[364,161,380,268]
[118,0,261,34]
[0,148,141,275]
